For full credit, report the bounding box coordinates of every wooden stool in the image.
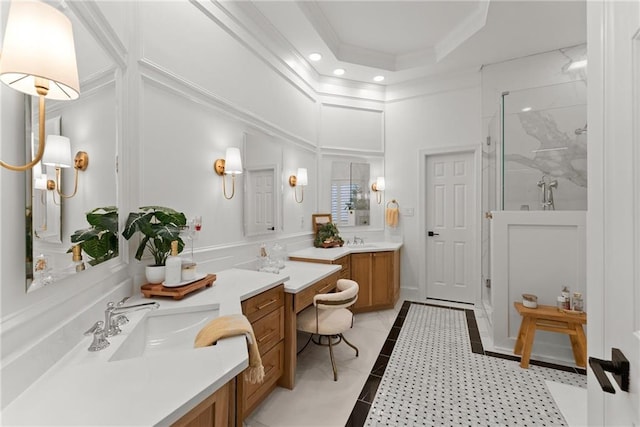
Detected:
[513,302,587,368]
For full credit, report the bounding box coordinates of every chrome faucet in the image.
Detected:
[353,236,364,245]
[104,301,159,337]
[537,174,558,210]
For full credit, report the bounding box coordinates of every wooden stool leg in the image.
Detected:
[514,316,530,356]
[573,323,587,368]
[520,318,537,368]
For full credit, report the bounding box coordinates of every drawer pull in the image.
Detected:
[316,285,333,294]
[263,364,276,377]
[257,329,276,343]
[256,299,277,310]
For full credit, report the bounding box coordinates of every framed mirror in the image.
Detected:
[330,161,370,227]
[25,3,121,291]
[243,132,282,237]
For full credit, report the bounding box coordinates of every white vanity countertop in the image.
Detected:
[1,268,296,426]
[279,261,341,294]
[288,241,403,261]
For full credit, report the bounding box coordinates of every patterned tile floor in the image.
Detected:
[348,302,586,427]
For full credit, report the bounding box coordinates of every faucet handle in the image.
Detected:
[85,321,110,352]
[116,297,130,307]
[84,320,104,336]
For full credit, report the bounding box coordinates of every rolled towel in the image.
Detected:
[386,207,399,227]
[194,314,265,384]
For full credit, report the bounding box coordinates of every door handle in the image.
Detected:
[427,231,439,237]
[588,348,630,394]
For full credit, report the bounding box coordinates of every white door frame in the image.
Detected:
[418,144,483,304]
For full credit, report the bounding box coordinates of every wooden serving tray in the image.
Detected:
[141,273,216,300]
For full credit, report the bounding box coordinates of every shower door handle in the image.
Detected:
[427,231,439,237]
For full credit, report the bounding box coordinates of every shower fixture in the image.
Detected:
[537,174,558,210]
[575,123,588,135]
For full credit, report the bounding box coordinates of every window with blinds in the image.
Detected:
[331,180,353,226]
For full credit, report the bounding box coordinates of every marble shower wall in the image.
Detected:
[503,80,587,210]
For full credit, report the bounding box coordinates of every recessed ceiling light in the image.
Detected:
[568,59,587,70]
[521,107,532,112]
[333,68,345,76]
[308,53,322,62]
[373,75,385,82]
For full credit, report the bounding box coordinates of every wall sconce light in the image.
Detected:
[289,168,308,203]
[371,176,385,204]
[213,147,243,199]
[0,1,80,172]
[42,135,89,199]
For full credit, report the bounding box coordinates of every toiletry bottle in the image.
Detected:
[561,286,571,310]
[572,292,584,312]
[72,245,85,272]
[165,240,182,285]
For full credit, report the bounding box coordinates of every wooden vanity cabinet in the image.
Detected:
[172,381,231,427]
[236,284,285,426]
[351,250,400,313]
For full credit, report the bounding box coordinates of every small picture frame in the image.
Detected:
[312,213,332,234]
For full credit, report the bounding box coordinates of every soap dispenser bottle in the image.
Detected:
[72,245,85,272]
[165,240,182,285]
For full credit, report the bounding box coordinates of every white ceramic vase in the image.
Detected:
[145,265,165,284]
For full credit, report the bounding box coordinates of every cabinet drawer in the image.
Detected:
[243,340,284,412]
[242,285,284,323]
[294,275,336,313]
[252,306,284,355]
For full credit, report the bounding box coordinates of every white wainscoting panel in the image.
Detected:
[490,211,586,364]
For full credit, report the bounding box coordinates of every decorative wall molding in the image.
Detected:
[65,1,128,70]
[192,0,387,104]
[138,59,318,152]
[189,0,316,104]
[46,68,118,117]
[385,68,481,104]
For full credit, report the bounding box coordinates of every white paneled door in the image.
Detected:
[246,168,275,236]
[425,151,475,303]
[587,1,639,424]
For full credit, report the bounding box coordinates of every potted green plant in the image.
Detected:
[69,206,119,266]
[122,206,187,283]
[314,222,344,248]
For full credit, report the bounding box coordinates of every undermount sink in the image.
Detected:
[109,304,219,362]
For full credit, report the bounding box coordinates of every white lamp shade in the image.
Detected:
[296,168,308,186]
[375,176,386,191]
[0,1,80,100]
[224,147,242,175]
[43,135,72,167]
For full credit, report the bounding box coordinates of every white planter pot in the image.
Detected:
[145,265,165,284]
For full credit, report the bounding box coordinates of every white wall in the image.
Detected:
[385,72,482,297]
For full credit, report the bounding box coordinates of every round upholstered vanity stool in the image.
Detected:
[296,278,360,381]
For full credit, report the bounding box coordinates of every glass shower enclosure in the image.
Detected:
[501,81,587,211]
